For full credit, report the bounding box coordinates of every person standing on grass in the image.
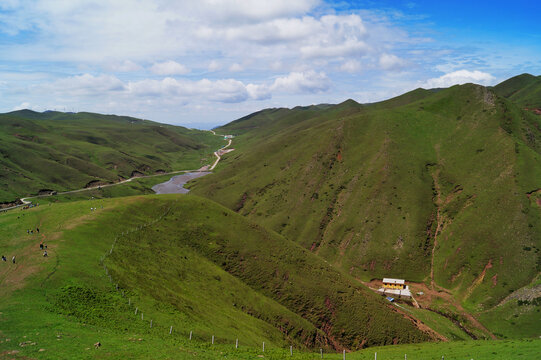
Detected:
[1,255,6,262]
[12,256,15,263]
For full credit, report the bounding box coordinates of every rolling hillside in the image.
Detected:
[190,79,541,333]
[493,73,541,109]
[0,195,432,358]
[0,110,223,204]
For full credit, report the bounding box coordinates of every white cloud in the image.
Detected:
[12,102,32,111]
[2,1,473,127]
[271,70,330,93]
[421,70,496,88]
[150,61,190,75]
[43,74,126,96]
[340,60,361,72]
[379,53,406,71]
[228,63,244,72]
[190,0,320,23]
[107,60,142,72]
[299,15,370,58]
[208,60,221,71]
[128,77,243,101]
[246,83,271,100]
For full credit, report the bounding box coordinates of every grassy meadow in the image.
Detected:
[1,195,539,359]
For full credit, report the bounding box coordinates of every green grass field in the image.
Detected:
[0,195,427,357]
[1,196,539,359]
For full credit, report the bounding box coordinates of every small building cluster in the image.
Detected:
[378,278,411,298]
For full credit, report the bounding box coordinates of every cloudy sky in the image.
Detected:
[0,0,540,128]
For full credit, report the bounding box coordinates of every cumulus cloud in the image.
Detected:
[0,1,444,126]
[246,83,272,100]
[421,70,496,88]
[340,60,361,72]
[150,61,190,75]
[379,53,406,71]
[271,70,330,93]
[228,63,244,72]
[24,70,331,108]
[126,77,248,102]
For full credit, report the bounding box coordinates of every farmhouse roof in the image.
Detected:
[382,278,405,285]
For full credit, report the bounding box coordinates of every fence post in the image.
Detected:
[343,349,345,360]
[375,352,377,360]
[262,342,265,352]
[169,326,173,334]
[141,313,143,320]
[135,307,138,315]
[211,335,214,344]
[190,331,192,340]
[150,320,152,328]
[290,345,292,356]
[320,348,323,358]
[235,338,238,348]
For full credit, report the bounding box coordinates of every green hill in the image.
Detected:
[0,195,432,357]
[493,73,541,109]
[0,195,538,358]
[190,81,541,335]
[0,110,223,204]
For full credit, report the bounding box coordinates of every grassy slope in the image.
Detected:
[0,195,430,358]
[190,83,541,327]
[493,73,541,108]
[0,201,539,359]
[0,110,223,203]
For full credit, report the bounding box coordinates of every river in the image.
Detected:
[151,172,210,194]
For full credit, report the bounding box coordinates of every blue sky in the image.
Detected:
[0,0,540,128]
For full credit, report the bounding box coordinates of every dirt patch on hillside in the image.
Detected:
[464,259,492,300]
[360,279,496,340]
[388,303,448,342]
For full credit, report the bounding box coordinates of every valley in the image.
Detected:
[0,75,540,359]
